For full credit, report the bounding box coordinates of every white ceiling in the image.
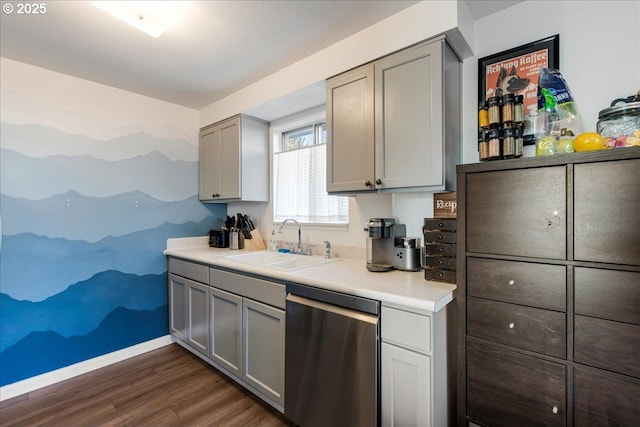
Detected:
[0,1,524,111]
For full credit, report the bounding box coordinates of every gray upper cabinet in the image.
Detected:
[326,64,375,192]
[326,37,460,194]
[199,114,269,202]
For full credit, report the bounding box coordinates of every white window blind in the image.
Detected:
[273,123,348,224]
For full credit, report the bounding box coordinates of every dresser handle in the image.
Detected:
[508,280,515,285]
[552,406,558,414]
[508,322,515,329]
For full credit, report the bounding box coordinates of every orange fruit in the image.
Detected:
[574,132,606,152]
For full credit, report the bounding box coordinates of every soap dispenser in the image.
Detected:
[269,230,278,251]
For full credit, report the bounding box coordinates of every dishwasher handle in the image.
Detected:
[286,293,378,325]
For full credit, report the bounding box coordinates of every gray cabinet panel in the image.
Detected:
[375,41,442,189]
[210,267,285,309]
[169,274,187,341]
[326,64,375,192]
[210,287,242,376]
[575,268,640,325]
[243,298,285,407]
[187,279,209,355]
[199,115,268,202]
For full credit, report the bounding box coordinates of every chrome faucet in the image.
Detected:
[278,218,303,254]
[323,240,331,259]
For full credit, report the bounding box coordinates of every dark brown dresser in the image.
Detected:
[456,148,640,427]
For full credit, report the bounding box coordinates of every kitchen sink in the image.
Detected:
[224,251,341,271]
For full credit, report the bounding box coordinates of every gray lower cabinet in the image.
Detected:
[243,298,285,407]
[168,258,211,357]
[381,303,451,426]
[168,273,209,356]
[210,287,243,376]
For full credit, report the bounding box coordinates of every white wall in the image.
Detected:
[461,0,640,164]
[221,0,640,254]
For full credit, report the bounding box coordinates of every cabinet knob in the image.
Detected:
[508,280,515,286]
[365,180,372,187]
[375,178,382,185]
[508,322,515,329]
[552,406,558,414]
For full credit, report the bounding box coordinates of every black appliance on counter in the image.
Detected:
[209,229,229,248]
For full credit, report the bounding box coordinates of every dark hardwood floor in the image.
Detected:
[0,344,292,426]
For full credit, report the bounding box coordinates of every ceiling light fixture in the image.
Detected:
[94,1,183,38]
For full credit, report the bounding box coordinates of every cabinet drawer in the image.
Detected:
[425,243,456,258]
[423,218,456,232]
[210,268,285,309]
[466,340,566,427]
[575,268,640,325]
[467,258,566,311]
[425,256,456,270]
[168,258,209,284]
[574,368,640,427]
[574,159,640,266]
[574,315,640,378]
[424,230,456,244]
[466,167,566,259]
[424,267,456,284]
[467,297,566,358]
[381,306,430,354]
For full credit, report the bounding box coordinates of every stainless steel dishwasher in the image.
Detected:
[285,282,380,427]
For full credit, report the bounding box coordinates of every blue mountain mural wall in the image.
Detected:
[0,122,226,387]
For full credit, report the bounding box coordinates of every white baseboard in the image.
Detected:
[0,335,174,402]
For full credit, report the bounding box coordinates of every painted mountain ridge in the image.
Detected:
[0,217,218,301]
[0,270,166,352]
[1,191,225,242]
[0,148,198,201]
[0,122,197,161]
[0,305,168,387]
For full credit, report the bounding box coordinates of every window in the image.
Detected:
[273,120,348,224]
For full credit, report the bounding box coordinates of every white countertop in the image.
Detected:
[164,246,456,313]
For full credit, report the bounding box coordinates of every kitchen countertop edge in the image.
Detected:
[164,247,456,313]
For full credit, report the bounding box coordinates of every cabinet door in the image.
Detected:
[574,368,640,427]
[326,64,375,193]
[217,117,241,199]
[187,280,209,355]
[374,40,443,189]
[381,342,431,427]
[574,158,640,265]
[466,167,566,259]
[210,287,243,377]
[466,340,566,427]
[199,125,221,200]
[199,117,241,201]
[243,298,285,406]
[168,274,188,341]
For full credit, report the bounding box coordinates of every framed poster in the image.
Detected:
[478,35,560,114]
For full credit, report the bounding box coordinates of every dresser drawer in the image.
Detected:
[575,268,640,325]
[574,315,640,378]
[574,368,640,427]
[467,258,566,311]
[466,340,566,427]
[423,218,456,232]
[467,297,566,358]
[168,257,209,284]
[424,267,456,284]
[424,230,456,244]
[424,256,456,270]
[425,243,456,258]
[574,159,640,266]
[466,167,566,259]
